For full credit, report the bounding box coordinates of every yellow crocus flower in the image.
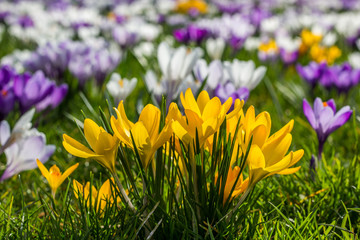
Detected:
[36,159,78,199]
[247,120,304,186]
[258,39,278,53]
[170,89,242,149]
[110,101,172,169]
[310,44,341,65]
[301,29,322,48]
[62,119,119,174]
[73,178,121,213]
[216,166,249,204]
[176,0,208,14]
[238,106,271,153]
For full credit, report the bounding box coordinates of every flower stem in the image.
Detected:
[113,172,136,213]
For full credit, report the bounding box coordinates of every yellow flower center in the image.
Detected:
[118,79,124,87]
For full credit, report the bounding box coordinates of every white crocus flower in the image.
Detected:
[157,41,202,102]
[206,38,226,60]
[349,53,360,69]
[0,109,37,154]
[106,73,137,105]
[223,60,267,90]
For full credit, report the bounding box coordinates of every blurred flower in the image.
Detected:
[0,123,55,182]
[63,119,119,174]
[258,39,279,61]
[0,109,37,153]
[206,38,226,60]
[73,178,121,213]
[277,37,301,65]
[223,59,266,91]
[24,41,121,86]
[112,26,138,49]
[37,160,78,198]
[0,66,16,120]
[214,82,249,104]
[176,0,208,15]
[303,98,352,160]
[13,70,68,113]
[309,44,341,65]
[106,73,137,105]
[174,25,208,44]
[297,62,326,88]
[152,41,202,104]
[300,29,322,54]
[111,102,172,169]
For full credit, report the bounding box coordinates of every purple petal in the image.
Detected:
[318,107,335,134]
[303,99,317,129]
[327,106,353,134]
[326,99,336,112]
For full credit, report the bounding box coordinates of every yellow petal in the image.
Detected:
[181,88,201,116]
[37,159,51,186]
[111,114,132,147]
[248,145,267,185]
[116,101,134,130]
[202,97,221,120]
[288,149,304,166]
[172,121,193,145]
[84,119,101,150]
[248,145,266,169]
[132,122,152,168]
[277,166,301,175]
[262,133,293,166]
[222,97,233,114]
[97,179,112,212]
[226,99,244,119]
[196,90,210,113]
[73,179,83,199]
[153,121,173,151]
[56,163,79,190]
[139,104,160,144]
[63,134,99,159]
[265,151,293,173]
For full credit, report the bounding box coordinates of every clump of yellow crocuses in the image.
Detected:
[61,88,303,221]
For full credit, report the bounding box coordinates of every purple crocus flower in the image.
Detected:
[174,25,208,44]
[280,49,298,65]
[0,66,16,120]
[303,97,352,162]
[296,62,326,88]
[17,15,34,28]
[214,81,249,104]
[14,71,54,113]
[13,71,68,113]
[174,28,189,43]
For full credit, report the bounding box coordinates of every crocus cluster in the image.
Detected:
[0,65,68,120]
[23,40,121,86]
[297,62,360,94]
[63,88,303,209]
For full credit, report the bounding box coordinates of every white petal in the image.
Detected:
[157,42,172,77]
